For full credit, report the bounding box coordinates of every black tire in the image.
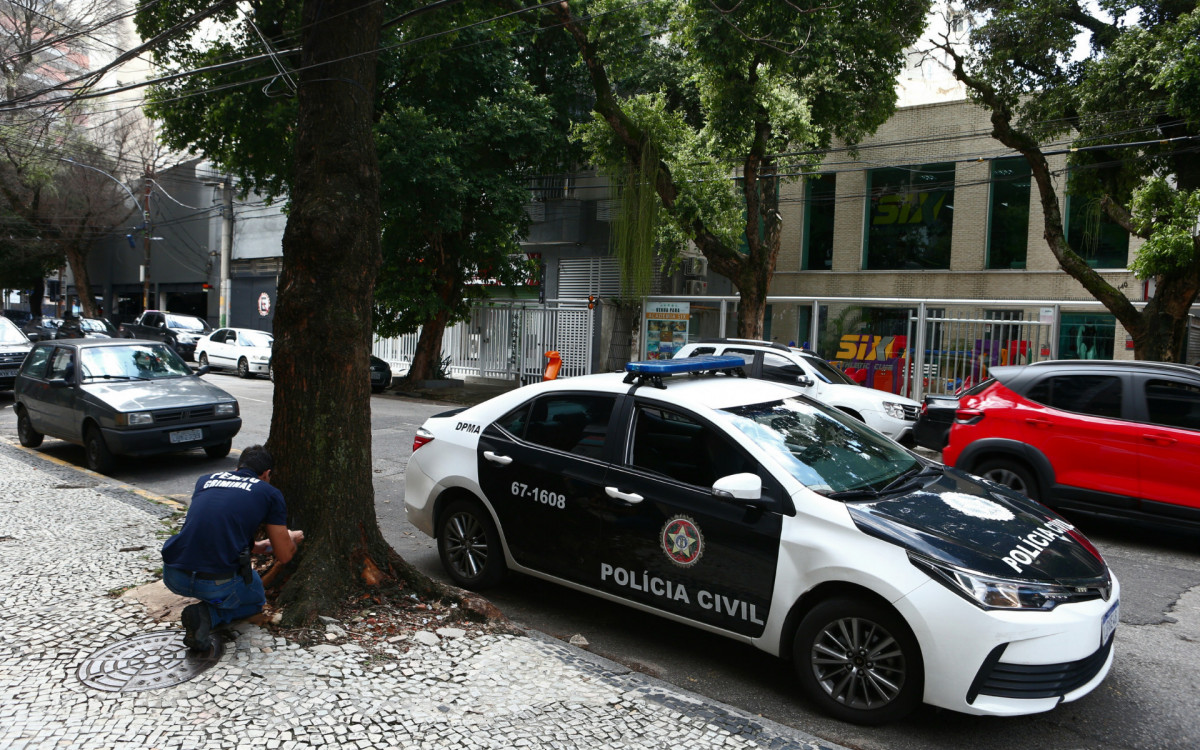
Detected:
[793,597,923,725]
[975,457,1039,501]
[237,357,252,379]
[84,424,115,474]
[268,361,274,382]
[204,439,232,459]
[198,352,209,368]
[17,407,43,448]
[371,383,385,394]
[437,499,506,590]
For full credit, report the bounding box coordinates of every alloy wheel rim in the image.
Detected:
[445,512,488,579]
[810,616,905,709]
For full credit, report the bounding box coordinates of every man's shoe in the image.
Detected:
[181,603,213,652]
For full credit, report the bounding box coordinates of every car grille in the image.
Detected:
[152,405,217,424]
[901,404,920,421]
[0,351,28,366]
[969,636,1113,702]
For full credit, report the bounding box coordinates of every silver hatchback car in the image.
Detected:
[14,339,241,473]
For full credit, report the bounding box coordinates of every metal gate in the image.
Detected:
[907,309,1055,397]
[373,299,594,382]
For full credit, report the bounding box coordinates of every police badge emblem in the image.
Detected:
[661,515,703,567]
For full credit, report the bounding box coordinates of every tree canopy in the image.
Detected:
[549,0,930,336]
[944,1,1200,360]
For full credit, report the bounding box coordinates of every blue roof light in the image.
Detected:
[622,355,747,388]
[625,355,747,374]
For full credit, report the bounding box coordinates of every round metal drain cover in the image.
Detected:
[77,630,224,692]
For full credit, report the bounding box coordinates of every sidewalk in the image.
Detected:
[0,446,845,750]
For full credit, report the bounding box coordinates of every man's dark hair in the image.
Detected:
[238,445,273,475]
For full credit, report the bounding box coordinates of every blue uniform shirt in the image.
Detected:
[162,468,288,574]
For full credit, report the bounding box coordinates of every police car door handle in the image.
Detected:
[483,451,513,466]
[605,486,644,504]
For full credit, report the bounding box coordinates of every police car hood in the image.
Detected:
[846,467,1108,582]
[82,377,236,411]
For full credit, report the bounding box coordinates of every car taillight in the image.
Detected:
[920,402,928,415]
[412,428,434,452]
[954,408,984,425]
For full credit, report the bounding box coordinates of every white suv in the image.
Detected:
[673,339,920,442]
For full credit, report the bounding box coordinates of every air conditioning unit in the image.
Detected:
[684,257,708,277]
[685,279,708,295]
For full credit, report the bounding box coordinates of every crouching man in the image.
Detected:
[161,445,304,651]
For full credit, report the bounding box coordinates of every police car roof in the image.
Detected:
[517,369,800,412]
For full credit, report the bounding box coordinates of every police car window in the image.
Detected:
[1026,375,1122,419]
[1145,378,1200,430]
[723,397,919,495]
[496,404,530,438]
[724,349,756,365]
[630,405,755,487]
[687,347,716,356]
[524,395,616,459]
[20,345,52,378]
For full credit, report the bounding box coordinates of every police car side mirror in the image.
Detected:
[797,375,814,387]
[712,472,762,501]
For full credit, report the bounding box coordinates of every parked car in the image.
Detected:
[673,339,921,442]
[196,328,273,378]
[14,339,241,473]
[912,380,995,452]
[22,316,63,342]
[0,316,33,391]
[406,356,1117,724]
[56,317,118,339]
[119,310,212,360]
[2,309,32,326]
[943,359,1200,530]
[268,353,393,393]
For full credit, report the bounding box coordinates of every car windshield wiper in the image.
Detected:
[877,463,943,495]
[83,374,150,381]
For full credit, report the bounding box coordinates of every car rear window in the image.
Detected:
[1025,374,1123,419]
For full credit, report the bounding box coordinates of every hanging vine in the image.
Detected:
[610,138,661,299]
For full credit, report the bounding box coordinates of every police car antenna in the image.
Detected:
[622,356,747,389]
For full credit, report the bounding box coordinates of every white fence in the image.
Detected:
[373,299,594,383]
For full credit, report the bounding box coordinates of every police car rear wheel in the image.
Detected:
[437,499,505,590]
[794,597,923,725]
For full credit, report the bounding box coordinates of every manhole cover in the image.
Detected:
[77,630,224,692]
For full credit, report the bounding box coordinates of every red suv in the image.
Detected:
[943,359,1200,530]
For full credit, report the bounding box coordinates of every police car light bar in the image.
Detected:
[623,355,747,388]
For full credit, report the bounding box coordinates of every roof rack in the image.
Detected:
[698,337,790,353]
[623,355,747,389]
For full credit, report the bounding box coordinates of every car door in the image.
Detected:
[1020,371,1141,508]
[42,345,79,438]
[1134,374,1200,515]
[476,392,618,582]
[214,330,237,368]
[597,400,783,638]
[17,344,55,433]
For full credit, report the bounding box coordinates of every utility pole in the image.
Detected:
[142,171,153,310]
[219,176,233,327]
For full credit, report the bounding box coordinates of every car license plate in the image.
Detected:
[0,369,16,377]
[1101,599,1119,646]
[371,372,383,381]
[169,428,203,444]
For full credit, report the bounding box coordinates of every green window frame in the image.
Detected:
[864,163,955,270]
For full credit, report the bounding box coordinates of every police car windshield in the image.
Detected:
[722,397,919,496]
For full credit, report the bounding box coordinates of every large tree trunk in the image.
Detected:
[65,243,98,319]
[267,0,430,625]
[406,311,451,383]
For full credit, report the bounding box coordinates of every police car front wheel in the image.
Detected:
[437,499,505,590]
[793,597,923,725]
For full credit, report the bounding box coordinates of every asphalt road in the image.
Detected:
[3,374,1198,750]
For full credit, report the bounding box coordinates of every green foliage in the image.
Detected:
[1128,179,1200,279]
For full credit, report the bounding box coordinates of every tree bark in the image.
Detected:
[267,0,430,625]
[65,242,99,319]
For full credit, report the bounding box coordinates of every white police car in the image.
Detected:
[404,357,1118,724]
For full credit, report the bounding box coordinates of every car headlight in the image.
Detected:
[251,354,269,363]
[117,412,154,426]
[882,401,906,420]
[215,402,238,417]
[909,553,1102,611]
